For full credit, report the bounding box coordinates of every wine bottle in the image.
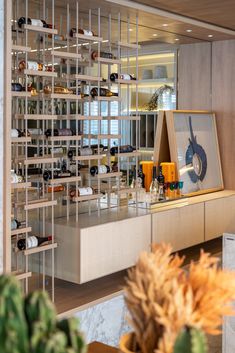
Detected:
[11,83,23,92]
[17,235,52,251]
[70,28,94,38]
[45,128,76,137]
[78,147,93,156]
[110,145,135,156]
[110,73,136,82]
[18,17,47,28]
[70,187,93,198]
[83,144,104,151]
[90,165,110,176]
[11,219,26,231]
[11,170,23,184]
[157,166,165,201]
[43,169,72,181]
[11,129,23,138]
[138,164,145,188]
[47,185,65,193]
[90,87,118,98]
[149,166,158,195]
[19,60,44,71]
[91,51,116,60]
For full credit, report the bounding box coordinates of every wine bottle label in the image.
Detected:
[11,170,19,183]
[79,148,93,156]
[78,187,93,196]
[98,165,108,174]
[120,74,131,80]
[58,129,73,136]
[28,128,43,135]
[11,220,17,230]
[53,147,64,154]
[11,129,19,138]
[27,61,39,70]
[26,236,38,249]
[83,29,93,36]
[31,19,44,27]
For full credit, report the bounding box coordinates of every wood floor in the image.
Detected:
[28,237,222,316]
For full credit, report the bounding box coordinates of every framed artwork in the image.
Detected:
[166,110,224,196]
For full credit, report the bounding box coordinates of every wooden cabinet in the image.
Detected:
[80,215,151,283]
[152,203,204,251]
[205,195,235,240]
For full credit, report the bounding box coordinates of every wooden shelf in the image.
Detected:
[116,151,141,158]
[47,135,82,142]
[24,242,57,256]
[43,93,82,100]
[95,57,122,65]
[95,172,122,179]
[117,187,140,195]
[11,91,31,98]
[73,33,103,42]
[24,200,57,211]
[48,176,81,185]
[83,134,121,139]
[24,69,58,77]
[13,271,32,280]
[11,227,32,236]
[118,41,141,49]
[72,193,103,202]
[12,136,31,143]
[51,50,82,60]
[12,44,31,52]
[74,154,105,161]
[15,114,58,120]
[56,115,103,121]
[93,96,121,102]
[13,198,49,209]
[103,115,141,121]
[24,157,58,165]
[23,24,58,35]
[11,182,31,190]
[116,79,138,85]
[69,74,104,82]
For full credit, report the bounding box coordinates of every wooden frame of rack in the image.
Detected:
[10,0,141,301]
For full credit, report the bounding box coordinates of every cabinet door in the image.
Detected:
[80,215,151,283]
[152,203,204,251]
[205,195,235,241]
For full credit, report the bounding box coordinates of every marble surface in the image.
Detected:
[0,0,4,274]
[75,295,130,346]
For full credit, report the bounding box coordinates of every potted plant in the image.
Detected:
[0,274,86,353]
[120,243,235,353]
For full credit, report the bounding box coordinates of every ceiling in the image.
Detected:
[13,0,235,47]
[134,0,235,30]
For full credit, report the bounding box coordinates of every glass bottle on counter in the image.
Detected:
[157,166,165,201]
[149,166,158,200]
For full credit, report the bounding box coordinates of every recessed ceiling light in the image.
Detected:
[208,34,213,38]
[175,38,179,41]
[186,29,192,32]
[153,33,158,37]
[162,23,168,27]
[129,28,133,32]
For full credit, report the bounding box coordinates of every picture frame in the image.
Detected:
[165,110,224,196]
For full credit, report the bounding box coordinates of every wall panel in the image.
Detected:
[178,42,212,110]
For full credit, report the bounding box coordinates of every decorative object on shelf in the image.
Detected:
[43,169,73,181]
[11,219,26,231]
[0,275,86,353]
[146,85,174,111]
[70,187,93,198]
[166,110,224,196]
[43,85,74,95]
[17,235,52,250]
[120,243,235,353]
[110,73,136,81]
[110,145,135,156]
[140,161,153,192]
[160,162,176,183]
[19,60,45,71]
[18,17,48,28]
[153,65,168,79]
[45,128,76,137]
[90,165,110,176]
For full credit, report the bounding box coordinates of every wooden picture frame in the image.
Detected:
[166,110,224,196]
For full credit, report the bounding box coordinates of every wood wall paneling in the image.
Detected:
[178,42,212,110]
[212,40,235,189]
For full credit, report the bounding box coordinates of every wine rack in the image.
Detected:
[11,0,140,300]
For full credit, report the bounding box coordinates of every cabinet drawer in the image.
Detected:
[80,215,151,283]
[205,195,235,240]
[152,203,204,251]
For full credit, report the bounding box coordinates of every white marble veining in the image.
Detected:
[75,295,130,346]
